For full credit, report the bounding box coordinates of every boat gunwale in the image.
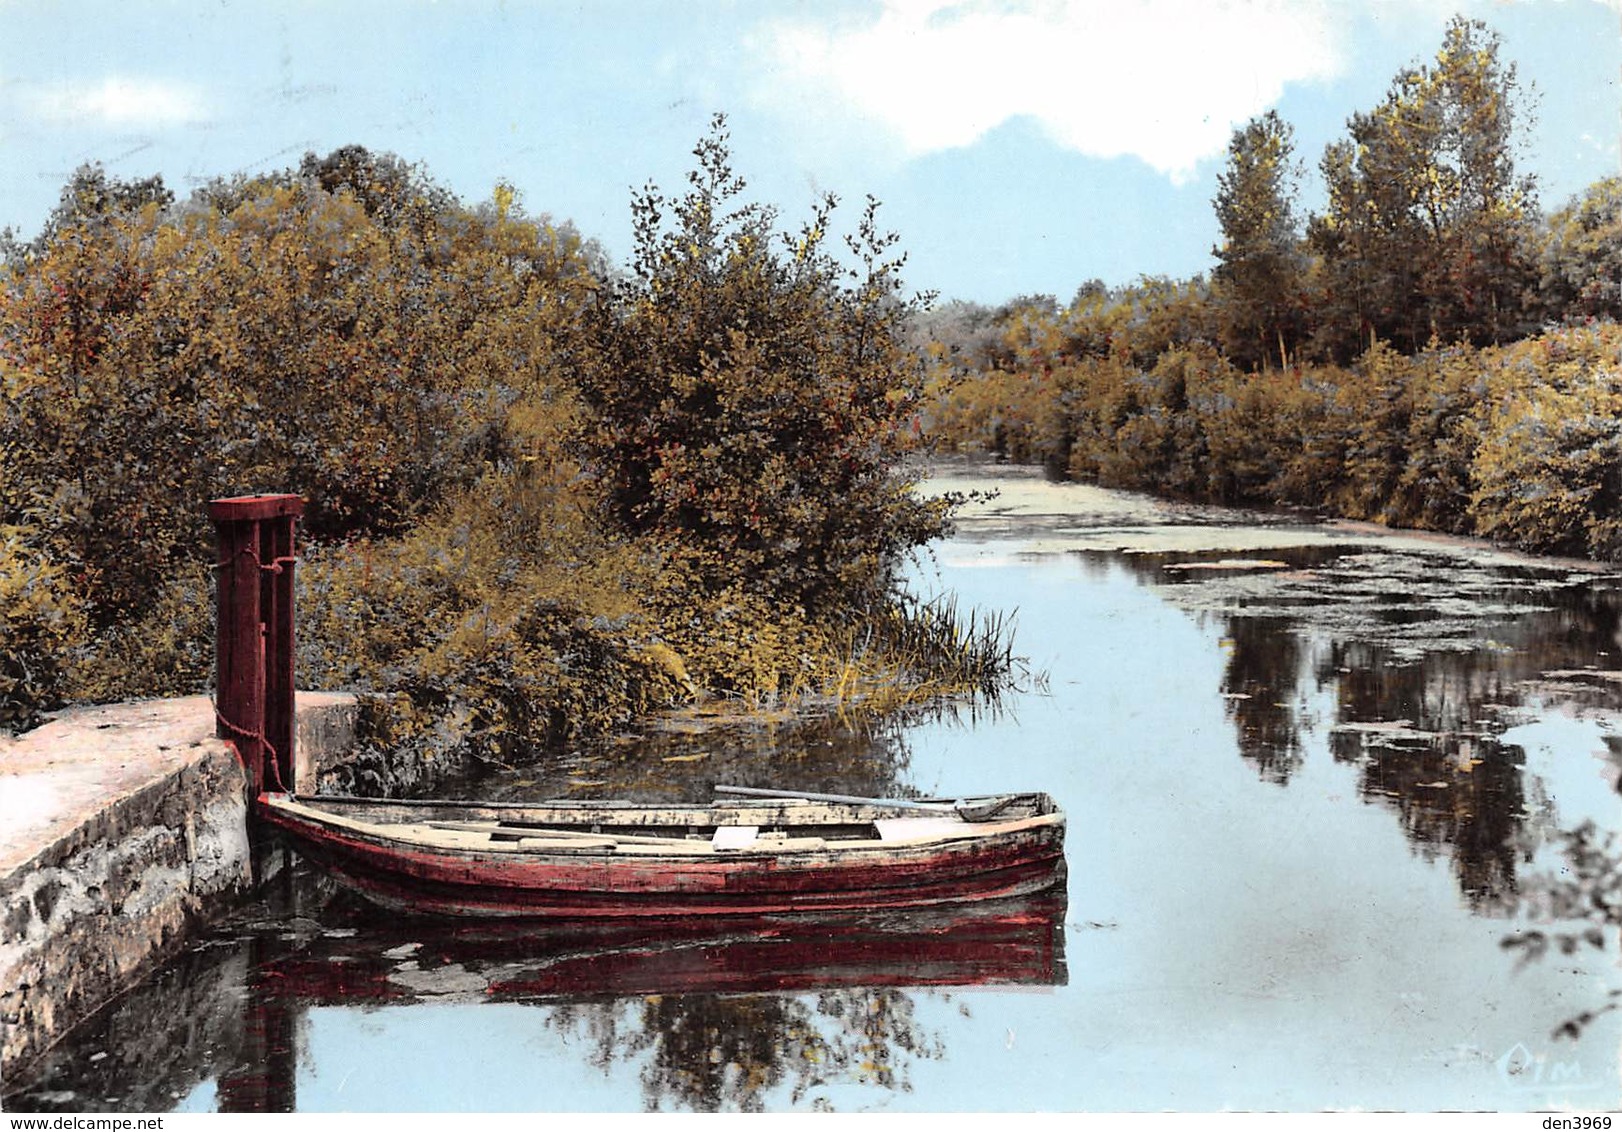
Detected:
[279,790,1058,818]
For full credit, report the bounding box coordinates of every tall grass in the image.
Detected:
[818,593,1028,714]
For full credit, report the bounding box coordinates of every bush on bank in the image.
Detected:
[0,522,90,729]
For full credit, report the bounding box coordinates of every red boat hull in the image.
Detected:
[258,795,1067,919]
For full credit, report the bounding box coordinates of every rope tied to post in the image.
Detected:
[211,546,299,575]
[210,495,304,805]
[213,700,294,796]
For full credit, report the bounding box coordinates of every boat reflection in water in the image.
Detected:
[297,886,1067,999]
[4,864,1067,1113]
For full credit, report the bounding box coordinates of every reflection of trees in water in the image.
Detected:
[1325,642,1530,906]
[1331,726,1526,906]
[1509,584,1622,665]
[1503,821,1622,1040]
[549,989,942,1112]
[1219,616,1306,784]
[1184,553,1622,910]
[1329,642,1521,736]
[1210,612,1535,905]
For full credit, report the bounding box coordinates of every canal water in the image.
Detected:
[8,462,1622,1112]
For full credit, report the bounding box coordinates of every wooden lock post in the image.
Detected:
[208,494,303,797]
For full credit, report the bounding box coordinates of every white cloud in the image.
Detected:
[757,0,1348,180]
[25,76,210,128]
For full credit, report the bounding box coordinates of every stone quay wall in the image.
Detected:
[0,692,356,1082]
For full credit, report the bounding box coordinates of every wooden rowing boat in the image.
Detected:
[256,787,1066,918]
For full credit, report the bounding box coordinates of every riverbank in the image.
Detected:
[926,322,1622,564]
[926,457,1618,572]
[0,692,357,1080]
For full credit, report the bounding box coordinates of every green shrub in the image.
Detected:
[573,116,949,620]
[0,524,90,730]
[294,467,680,770]
[65,560,213,704]
[0,157,595,627]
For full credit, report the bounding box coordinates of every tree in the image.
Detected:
[1,163,173,265]
[1308,16,1539,358]
[1211,111,1307,371]
[297,145,458,235]
[573,115,949,619]
[1537,177,1622,323]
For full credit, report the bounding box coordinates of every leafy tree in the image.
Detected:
[909,297,1007,411]
[978,294,1062,371]
[573,115,950,619]
[1337,342,1417,521]
[1211,111,1307,370]
[1537,176,1622,323]
[1055,281,1123,361]
[1308,16,1539,357]
[1,163,173,264]
[0,523,90,729]
[1308,135,1402,360]
[297,145,455,232]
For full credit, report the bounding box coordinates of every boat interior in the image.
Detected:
[261,792,1059,856]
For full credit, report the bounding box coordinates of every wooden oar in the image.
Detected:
[714,784,958,811]
[424,820,700,847]
[714,784,1030,822]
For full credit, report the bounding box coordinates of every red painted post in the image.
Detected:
[211,507,263,795]
[262,509,298,793]
[208,494,303,798]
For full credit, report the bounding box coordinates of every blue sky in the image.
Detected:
[2,0,1618,304]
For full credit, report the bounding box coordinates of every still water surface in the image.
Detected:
[10,463,1622,1112]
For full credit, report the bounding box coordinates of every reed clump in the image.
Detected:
[811,594,1025,715]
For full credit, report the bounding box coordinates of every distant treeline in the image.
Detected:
[0,119,1008,768]
[924,17,1622,560]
